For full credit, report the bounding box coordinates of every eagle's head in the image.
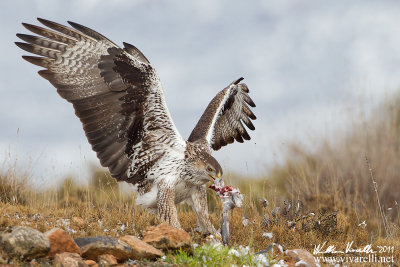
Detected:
[191,151,223,185]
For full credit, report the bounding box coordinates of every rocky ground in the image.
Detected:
[0,222,318,266]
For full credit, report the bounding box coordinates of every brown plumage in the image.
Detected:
[16,19,256,234]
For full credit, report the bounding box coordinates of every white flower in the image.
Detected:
[254,254,269,266]
[239,245,250,255]
[228,248,240,257]
[212,242,223,250]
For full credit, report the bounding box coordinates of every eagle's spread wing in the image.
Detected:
[16,18,184,183]
[188,78,256,151]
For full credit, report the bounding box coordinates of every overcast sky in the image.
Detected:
[2,0,400,186]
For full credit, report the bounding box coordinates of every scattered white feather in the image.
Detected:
[295,260,310,267]
[242,216,249,226]
[296,202,301,213]
[271,259,288,267]
[262,232,273,239]
[358,221,367,227]
[276,244,283,254]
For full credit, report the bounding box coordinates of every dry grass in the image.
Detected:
[1,96,400,265]
[268,95,400,239]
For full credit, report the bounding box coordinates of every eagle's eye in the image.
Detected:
[207,167,213,172]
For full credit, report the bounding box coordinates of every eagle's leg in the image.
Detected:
[188,185,217,235]
[157,181,181,229]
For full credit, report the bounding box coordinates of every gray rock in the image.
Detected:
[0,226,50,260]
[74,236,132,262]
[54,252,88,267]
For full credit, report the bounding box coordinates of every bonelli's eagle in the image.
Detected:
[16,19,256,234]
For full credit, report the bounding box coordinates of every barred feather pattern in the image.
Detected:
[188,78,256,151]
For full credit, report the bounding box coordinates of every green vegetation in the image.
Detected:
[165,243,275,266]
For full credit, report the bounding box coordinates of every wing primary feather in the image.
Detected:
[242,104,257,120]
[239,83,249,93]
[233,77,244,85]
[17,34,67,51]
[241,117,255,131]
[22,23,77,44]
[241,128,251,140]
[22,56,53,68]
[123,42,150,64]
[37,69,53,80]
[234,130,244,143]
[68,21,117,46]
[243,94,256,107]
[37,18,94,41]
[15,42,60,59]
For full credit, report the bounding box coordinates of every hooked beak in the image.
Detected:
[208,172,221,181]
